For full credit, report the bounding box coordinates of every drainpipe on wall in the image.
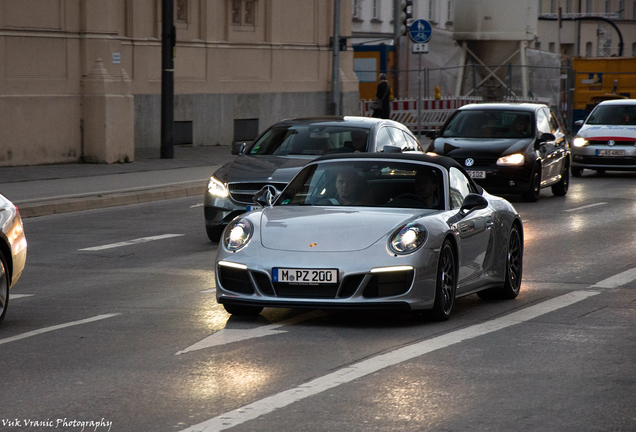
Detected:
[331,0,341,115]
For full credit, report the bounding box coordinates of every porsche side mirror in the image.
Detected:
[460,193,488,214]
[231,142,247,156]
[253,185,280,208]
[574,120,584,126]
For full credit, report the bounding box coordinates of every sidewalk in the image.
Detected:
[0,145,237,218]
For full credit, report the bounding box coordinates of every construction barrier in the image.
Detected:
[360,96,552,133]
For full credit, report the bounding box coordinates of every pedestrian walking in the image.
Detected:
[371,73,391,119]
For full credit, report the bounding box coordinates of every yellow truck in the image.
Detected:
[572,57,636,126]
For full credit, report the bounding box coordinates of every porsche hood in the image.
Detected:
[259,207,423,252]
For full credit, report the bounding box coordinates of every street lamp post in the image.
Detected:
[161,0,175,159]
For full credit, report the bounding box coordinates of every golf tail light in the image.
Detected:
[389,223,427,255]
[497,153,525,166]
[223,218,253,252]
[573,137,588,147]
[208,176,229,198]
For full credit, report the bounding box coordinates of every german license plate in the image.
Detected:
[272,268,338,284]
[597,149,625,156]
[246,205,256,211]
[467,170,486,179]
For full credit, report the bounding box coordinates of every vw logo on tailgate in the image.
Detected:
[465,158,475,167]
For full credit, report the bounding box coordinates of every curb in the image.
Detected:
[19,183,206,218]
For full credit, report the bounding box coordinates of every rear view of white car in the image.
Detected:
[0,194,27,326]
[571,99,636,176]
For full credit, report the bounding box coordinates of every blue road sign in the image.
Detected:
[409,19,432,43]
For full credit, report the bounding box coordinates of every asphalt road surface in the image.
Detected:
[1,172,635,432]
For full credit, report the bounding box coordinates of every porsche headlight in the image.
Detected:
[389,223,427,255]
[207,176,229,198]
[496,153,525,166]
[572,137,588,147]
[223,218,253,252]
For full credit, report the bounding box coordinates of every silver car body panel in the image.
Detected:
[215,156,521,312]
[0,194,27,289]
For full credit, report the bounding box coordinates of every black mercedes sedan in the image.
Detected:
[426,103,570,202]
[204,116,422,241]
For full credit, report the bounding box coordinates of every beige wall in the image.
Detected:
[0,0,359,166]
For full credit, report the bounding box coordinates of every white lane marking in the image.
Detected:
[178,291,600,431]
[0,314,121,346]
[564,202,607,212]
[190,203,204,208]
[78,234,184,251]
[10,294,34,299]
[201,289,216,293]
[592,267,636,288]
[175,310,326,355]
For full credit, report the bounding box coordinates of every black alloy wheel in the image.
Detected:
[478,225,523,300]
[223,303,264,316]
[551,162,570,196]
[522,164,541,202]
[430,240,457,321]
[0,252,9,326]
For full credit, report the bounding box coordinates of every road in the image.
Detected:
[1,172,635,432]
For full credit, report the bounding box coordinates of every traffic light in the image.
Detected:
[397,0,413,36]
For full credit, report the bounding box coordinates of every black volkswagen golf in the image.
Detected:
[426,103,570,201]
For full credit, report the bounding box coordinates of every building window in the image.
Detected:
[176,0,187,22]
[632,42,636,56]
[586,42,593,56]
[428,0,434,21]
[605,0,611,13]
[566,0,572,13]
[551,0,556,13]
[231,0,256,26]
[372,0,378,19]
[586,0,592,13]
[535,41,541,50]
[618,0,625,18]
[353,0,360,18]
[447,0,452,21]
[549,42,555,52]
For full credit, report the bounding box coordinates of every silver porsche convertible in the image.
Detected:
[215,153,523,321]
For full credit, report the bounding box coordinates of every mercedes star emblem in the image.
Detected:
[465,158,475,167]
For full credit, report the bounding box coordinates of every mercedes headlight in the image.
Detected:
[572,137,588,147]
[496,153,525,166]
[207,176,228,198]
[389,223,427,255]
[223,218,253,252]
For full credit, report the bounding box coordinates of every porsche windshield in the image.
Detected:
[249,125,369,155]
[586,104,636,125]
[276,160,444,210]
[441,110,533,139]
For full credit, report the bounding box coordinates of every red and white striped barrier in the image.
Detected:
[360,96,551,133]
[359,97,483,132]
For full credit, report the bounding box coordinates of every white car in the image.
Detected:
[0,193,27,326]
[571,99,636,176]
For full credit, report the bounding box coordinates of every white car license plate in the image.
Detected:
[272,268,338,284]
[597,149,625,156]
[467,170,486,179]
